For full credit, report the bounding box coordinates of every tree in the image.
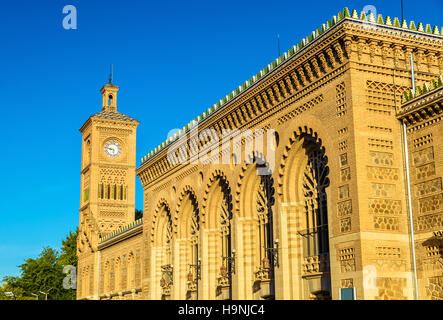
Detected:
[1,229,78,300]
[57,228,78,300]
[58,228,78,268]
[135,209,143,220]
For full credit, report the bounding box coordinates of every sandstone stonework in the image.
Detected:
[77,8,443,300]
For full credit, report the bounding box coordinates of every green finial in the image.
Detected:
[385,16,392,26]
[343,7,350,18]
[417,22,424,32]
[326,20,331,29]
[430,79,437,90]
[401,19,408,28]
[409,21,416,30]
[416,85,422,96]
[393,17,400,27]
[432,26,440,35]
[402,92,409,103]
[377,14,384,24]
[425,24,432,33]
[320,24,325,34]
[351,9,358,19]
[360,11,366,21]
[367,12,375,23]
[337,11,343,21]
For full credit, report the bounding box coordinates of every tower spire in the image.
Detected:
[100,67,119,112]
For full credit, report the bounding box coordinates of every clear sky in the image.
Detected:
[0,0,441,279]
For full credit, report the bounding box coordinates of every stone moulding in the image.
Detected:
[397,76,443,129]
[139,7,443,167]
[400,75,443,107]
[98,218,143,245]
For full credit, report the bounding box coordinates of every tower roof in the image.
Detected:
[91,109,139,122]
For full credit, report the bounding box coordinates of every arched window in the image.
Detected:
[302,149,329,257]
[220,198,231,270]
[160,211,173,299]
[217,196,233,299]
[256,176,274,270]
[254,174,276,300]
[186,201,200,300]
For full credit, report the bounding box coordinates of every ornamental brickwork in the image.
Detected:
[77,8,443,300]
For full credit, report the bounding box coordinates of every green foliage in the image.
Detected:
[58,229,78,268]
[1,229,78,300]
[135,209,143,220]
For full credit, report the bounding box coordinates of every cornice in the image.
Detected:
[98,225,142,249]
[84,162,136,170]
[91,116,139,127]
[98,219,143,248]
[397,87,443,127]
[136,50,350,186]
[79,113,139,133]
[138,11,442,167]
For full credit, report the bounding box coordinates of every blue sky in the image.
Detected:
[0,0,441,279]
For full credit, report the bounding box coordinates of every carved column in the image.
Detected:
[278,80,289,98]
[304,63,315,81]
[298,67,307,87]
[267,88,277,105]
[326,47,337,69]
[318,52,330,73]
[311,58,321,77]
[393,45,403,68]
[343,36,354,61]
[333,42,344,64]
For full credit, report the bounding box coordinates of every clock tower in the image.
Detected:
[77,80,139,299]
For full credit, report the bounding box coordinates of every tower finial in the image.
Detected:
[109,64,114,84]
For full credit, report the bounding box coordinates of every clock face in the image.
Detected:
[104,141,122,158]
